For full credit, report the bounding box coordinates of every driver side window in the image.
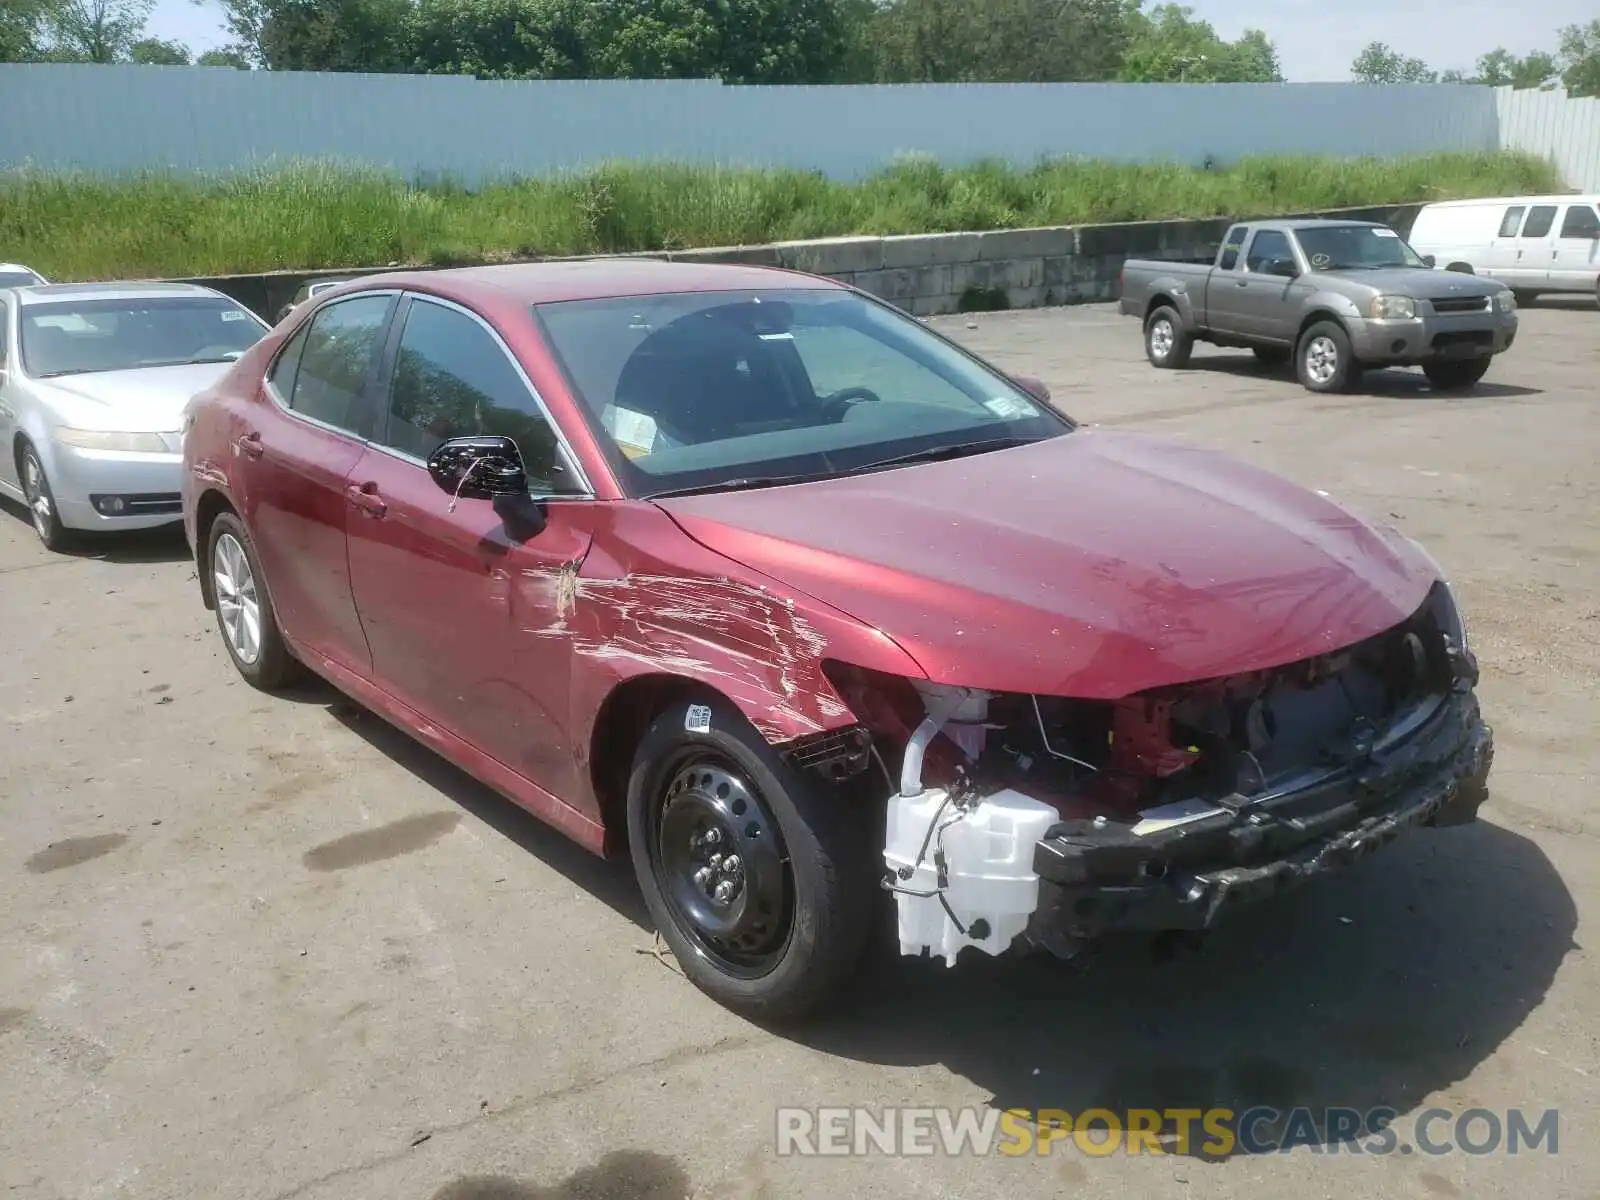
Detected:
[380,298,577,493]
[1245,229,1292,273]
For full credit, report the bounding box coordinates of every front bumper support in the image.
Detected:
[1025,691,1493,951]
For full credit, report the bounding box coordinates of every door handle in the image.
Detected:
[345,481,387,518]
[234,431,264,460]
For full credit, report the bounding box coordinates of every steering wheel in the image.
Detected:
[819,385,884,424]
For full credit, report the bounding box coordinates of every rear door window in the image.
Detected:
[1498,206,1526,237]
[1559,204,1600,239]
[283,294,393,439]
[1520,205,1558,238]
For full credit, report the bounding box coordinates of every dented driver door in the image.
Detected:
[342,294,598,799]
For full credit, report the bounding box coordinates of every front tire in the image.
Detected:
[1296,321,1360,394]
[626,697,875,1021]
[206,511,300,689]
[1423,358,1492,391]
[1144,305,1193,369]
[18,441,73,553]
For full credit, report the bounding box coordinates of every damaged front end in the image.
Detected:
[823,580,1494,966]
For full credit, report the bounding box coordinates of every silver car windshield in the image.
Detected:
[21,296,267,378]
[534,289,1070,499]
[1296,225,1427,271]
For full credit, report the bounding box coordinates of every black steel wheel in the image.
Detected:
[652,756,793,978]
[626,697,875,1021]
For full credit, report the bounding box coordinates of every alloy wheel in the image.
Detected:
[1304,335,1339,385]
[21,451,51,542]
[213,532,262,666]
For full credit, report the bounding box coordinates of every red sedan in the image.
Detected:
[181,262,1494,1018]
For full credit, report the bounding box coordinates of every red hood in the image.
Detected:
[654,429,1437,698]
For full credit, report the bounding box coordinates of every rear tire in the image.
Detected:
[1252,346,1291,368]
[626,696,875,1021]
[1144,305,1193,369]
[1423,358,1492,391]
[1296,321,1360,394]
[206,511,301,690]
[18,441,73,553]
[1513,289,1538,307]
[1444,262,1475,275]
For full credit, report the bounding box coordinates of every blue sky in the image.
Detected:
[144,0,1593,82]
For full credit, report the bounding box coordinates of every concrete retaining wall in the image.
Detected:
[178,203,1428,322]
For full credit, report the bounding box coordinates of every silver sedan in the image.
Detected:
[0,281,270,551]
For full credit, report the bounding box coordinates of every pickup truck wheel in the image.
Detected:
[1296,321,1359,394]
[626,697,876,1021]
[1144,306,1192,368]
[1252,346,1291,368]
[1423,358,1492,391]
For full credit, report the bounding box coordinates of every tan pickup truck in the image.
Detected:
[1118,218,1519,393]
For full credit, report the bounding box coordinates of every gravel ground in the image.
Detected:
[2,300,1596,1200]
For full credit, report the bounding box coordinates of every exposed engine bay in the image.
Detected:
[798,580,1494,965]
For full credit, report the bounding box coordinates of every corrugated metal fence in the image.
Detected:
[1496,86,1600,192]
[0,64,1505,183]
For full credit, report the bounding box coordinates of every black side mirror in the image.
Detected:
[1421,254,1437,268]
[1268,258,1300,279]
[1012,374,1051,404]
[427,435,528,500]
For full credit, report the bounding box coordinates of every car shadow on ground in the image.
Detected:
[315,685,651,928]
[0,500,191,563]
[801,814,1575,1157]
[1186,355,1545,399]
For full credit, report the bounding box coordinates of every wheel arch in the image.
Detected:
[588,673,728,855]
[193,488,238,610]
[1145,292,1180,321]
[1296,308,1349,344]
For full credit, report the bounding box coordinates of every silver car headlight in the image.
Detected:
[1495,290,1517,314]
[1370,294,1417,320]
[55,428,171,453]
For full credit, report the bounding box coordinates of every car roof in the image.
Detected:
[0,262,41,274]
[12,281,229,306]
[351,259,844,307]
[1419,195,1597,210]
[1263,219,1384,230]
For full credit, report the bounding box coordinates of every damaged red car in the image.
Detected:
[181,262,1494,1018]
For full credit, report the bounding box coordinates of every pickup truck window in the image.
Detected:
[1245,229,1293,273]
[1521,206,1557,238]
[1498,207,1526,237]
[1295,224,1425,271]
[1219,225,1248,270]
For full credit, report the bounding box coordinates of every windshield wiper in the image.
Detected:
[647,473,828,500]
[845,435,1038,475]
[35,368,93,378]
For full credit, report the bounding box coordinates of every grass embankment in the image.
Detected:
[0,151,1560,281]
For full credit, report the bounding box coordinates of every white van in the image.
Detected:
[1407,195,1600,303]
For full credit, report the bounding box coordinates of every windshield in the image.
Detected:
[533,289,1070,498]
[1295,225,1426,271]
[20,296,268,377]
[0,270,43,288]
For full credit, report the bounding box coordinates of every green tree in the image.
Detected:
[1350,40,1437,84]
[1,0,51,61]
[1557,19,1600,97]
[870,0,1132,83]
[130,35,191,63]
[215,0,416,70]
[1118,4,1281,82]
[1468,47,1559,88]
[196,46,252,67]
[42,0,155,62]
